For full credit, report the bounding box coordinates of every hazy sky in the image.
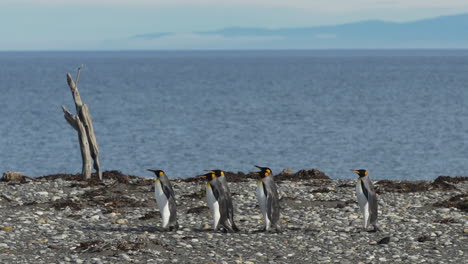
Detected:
[1,0,468,50]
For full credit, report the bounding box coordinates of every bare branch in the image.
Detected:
[75,65,83,88]
[62,105,79,131]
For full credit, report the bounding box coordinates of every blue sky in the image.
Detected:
[1,0,468,50]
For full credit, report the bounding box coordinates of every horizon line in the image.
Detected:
[1,48,468,53]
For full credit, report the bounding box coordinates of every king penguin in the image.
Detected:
[148,169,179,231]
[253,165,281,232]
[352,169,380,232]
[206,170,240,231]
[200,171,235,232]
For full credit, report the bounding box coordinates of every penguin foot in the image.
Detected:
[265,228,282,233]
[232,224,240,232]
[166,225,178,232]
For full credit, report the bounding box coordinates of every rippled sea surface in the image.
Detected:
[1,50,468,180]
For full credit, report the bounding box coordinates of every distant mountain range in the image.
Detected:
[125,14,468,49]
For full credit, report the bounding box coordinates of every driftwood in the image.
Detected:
[62,67,102,180]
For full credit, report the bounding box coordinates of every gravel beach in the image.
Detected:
[0,170,466,263]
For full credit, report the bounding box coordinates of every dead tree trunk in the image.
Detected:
[62,68,102,180]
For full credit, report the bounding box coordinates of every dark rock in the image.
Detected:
[1,172,34,183]
[433,218,458,224]
[378,237,391,245]
[281,168,294,175]
[417,235,434,242]
[2,172,24,182]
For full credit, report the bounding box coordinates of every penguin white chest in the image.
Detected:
[356,180,368,210]
[256,181,270,223]
[154,180,170,228]
[356,180,370,227]
[256,181,267,213]
[206,184,220,228]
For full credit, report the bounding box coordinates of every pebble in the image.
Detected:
[0,243,9,248]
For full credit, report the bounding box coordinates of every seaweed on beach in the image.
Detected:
[116,240,146,251]
[139,211,160,220]
[434,176,468,184]
[186,206,209,214]
[76,240,106,252]
[375,179,457,194]
[52,199,83,211]
[180,169,330,183]
[275,169,330,182]
[37,170,142,184]
[337,182,355,188]
[304,180,332,187]
[180,171,254,183]
[433,194,468,212]
[52,185,150,211]
[310,187,335,193]
[182,190,205,199]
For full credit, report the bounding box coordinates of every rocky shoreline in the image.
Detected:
[0,170,466,263]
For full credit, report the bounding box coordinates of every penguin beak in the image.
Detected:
[351,169,359,174]
[147,169,159,177]
[254,165,262,169]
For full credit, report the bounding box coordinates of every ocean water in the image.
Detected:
[1,50,468,180]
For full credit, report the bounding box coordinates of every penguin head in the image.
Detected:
[254,165,272,178]
[351,169,368,178]
[148,169,165,179]
[205,170,225,177]
[200,171,217,181]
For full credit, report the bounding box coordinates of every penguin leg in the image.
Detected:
[370,224,381,232]
[232,222,240,232]
[274,223,282,233]
[228,217,240,232]
[167,224,179,231]
[222,219,235,233]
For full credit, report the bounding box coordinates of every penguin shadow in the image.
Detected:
[81,225,177,233]
[191,227,245,233]
[191,227,216,233]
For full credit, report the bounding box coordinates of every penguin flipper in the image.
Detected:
[219,196,235,232]
[362,177,378,225]
[266,182,281,227]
